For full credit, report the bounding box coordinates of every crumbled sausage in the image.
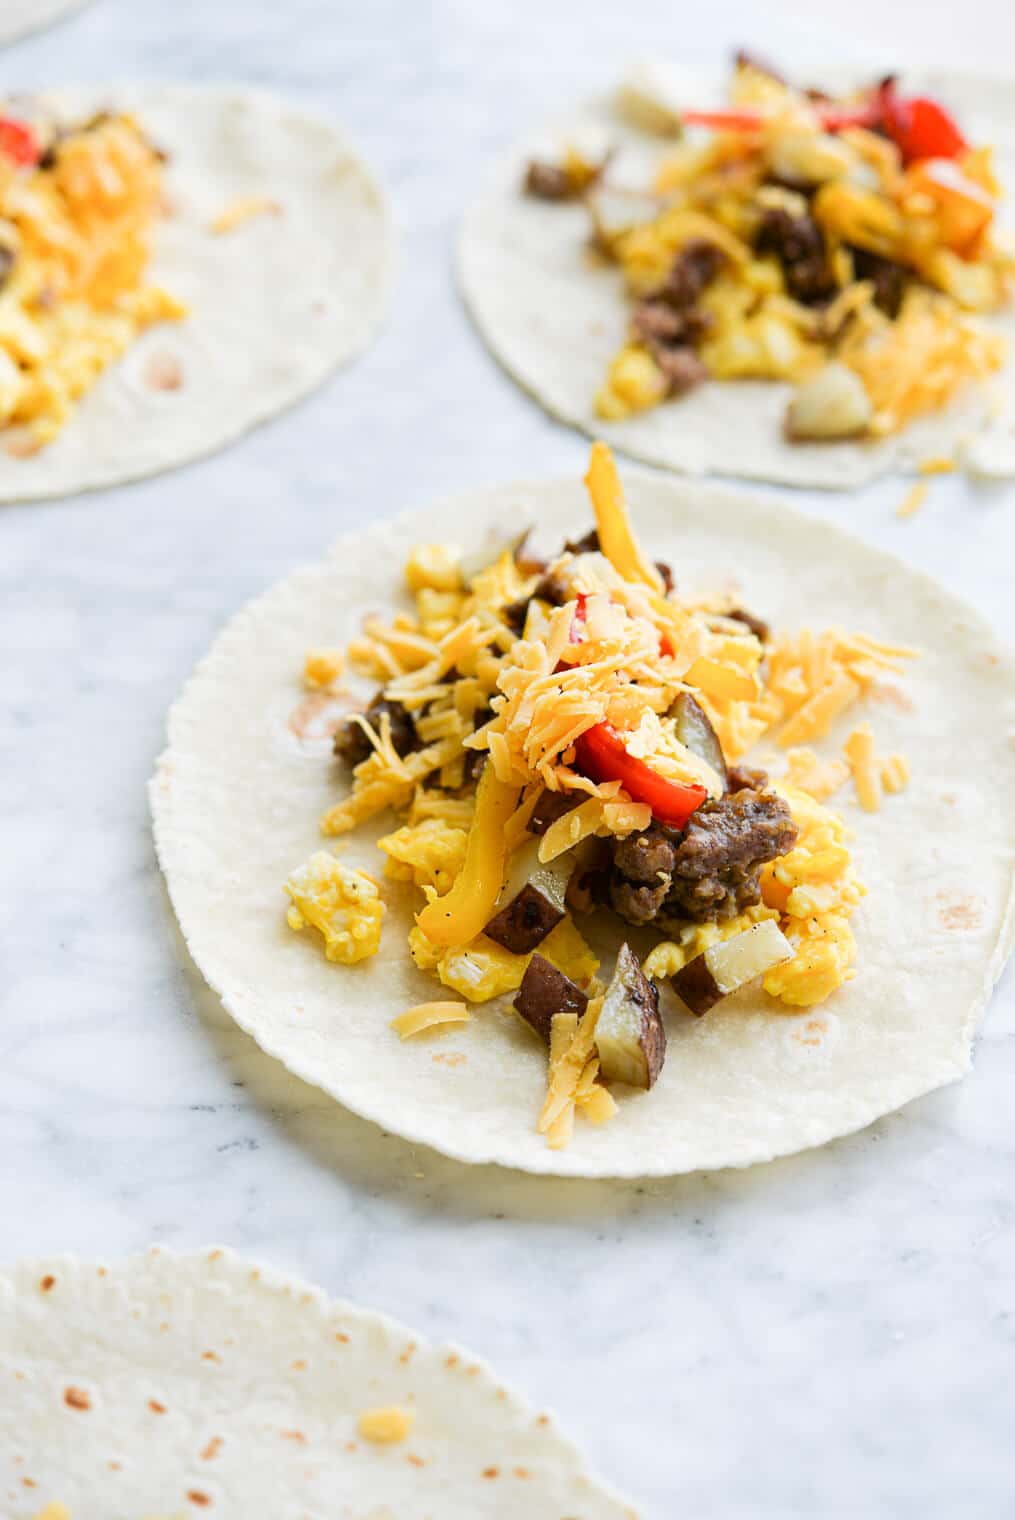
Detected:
[756,208,837,305]
[725,606,770,643]
[850,246,907,319]
[332,696,417,767]
[607,790,798,926]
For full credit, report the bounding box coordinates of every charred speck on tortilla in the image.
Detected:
[284,442,914,1149]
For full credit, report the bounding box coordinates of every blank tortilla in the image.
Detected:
[151,471,1015,1177]
[0,84,392,502]
[0,1247,635,1517]
[458,66,1015,487]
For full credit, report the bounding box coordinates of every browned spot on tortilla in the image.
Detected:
[445,1353,459,1368]
[39,1274,55,1292]
[291,1359,307,1371]
[335,1331,350,1344]
[201,1350,221,1363]
[208,1249,222,1261]
[21,1477,37,1489]
[407,1453,426,1467]
[399,1341,417,1364]
[514,1467,531,1479]
[937,892,983,931]
[869,682,914,713]
[201,1437,223,1461]
[941,792,958,806]
[467,1364,480,1376]
[149,1398,167,1415]
[482,1466,500,1480]
[97,1267,107,1276]
[64,1386,91,1411]
[287,689,353,741]
[282,1430,306,1443]
[109,1460,122,1471]
[144,350,183,392]
[794,1016,828,1048]
[187,1491,211,1507]
[344,1440,358,1453]
[432,1052,466,1067]
[536,1414,550,1427]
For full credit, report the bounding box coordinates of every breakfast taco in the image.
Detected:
[151,446,1015,1177]
[0,84,390,501]
[3,1247,635,1518]
[460,57,1015,486]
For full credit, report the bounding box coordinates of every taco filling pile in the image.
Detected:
[525,57,1013,445]
[285,444,914,1148]
[0,106,184,453]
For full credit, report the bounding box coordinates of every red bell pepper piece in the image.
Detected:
[879,82,967,164]
[682,85,967,164]
[682,108,767,133]
[569,593,588,642]
[574,722,707,828]
[0,117,39,167]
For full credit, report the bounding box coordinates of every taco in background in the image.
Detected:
[3,1247,634,1519]
[460,56,1015,486]
[0,84,391,501]
[151,447,1015,1177]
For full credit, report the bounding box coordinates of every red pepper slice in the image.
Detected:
[0,117,39,167]
[683,88,967,163]
[569,593,588,642]
[881,92,967,164]
[574,722,707,828]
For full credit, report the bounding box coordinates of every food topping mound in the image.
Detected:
[283,445,914,1146]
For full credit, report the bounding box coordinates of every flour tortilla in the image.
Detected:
[0,84,392,502]
[150,470,1015,1177]
[0,1246,634,1518]
[0,0,89,46]
[459,65,1015,488]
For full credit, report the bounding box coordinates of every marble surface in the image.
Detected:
[2,2,1015,1515]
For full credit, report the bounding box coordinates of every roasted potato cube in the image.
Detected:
[670,691,729,791]
[595,943,666,1090]
[672,918,793,1015]
[485,838,571,954]
[513,954,589,1042]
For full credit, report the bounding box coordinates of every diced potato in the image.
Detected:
[595,944,666,1089]
[786,362,873,441]
[672,918,792,1015]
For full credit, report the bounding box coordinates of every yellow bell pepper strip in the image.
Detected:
[584,442,663,593]
[415,764,519,948]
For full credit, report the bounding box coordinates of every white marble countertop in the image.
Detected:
[2,2,1014,1515]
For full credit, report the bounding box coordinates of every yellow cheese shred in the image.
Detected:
[357,1406,416,1444]
[844,724,883,812]
[390,1001,471,1039]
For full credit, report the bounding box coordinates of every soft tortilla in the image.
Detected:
[151,470,1015,1177]
[0,1246,634,1517]
[0,84,392,502]
[0,0,89,46]
[458,66,1015,487]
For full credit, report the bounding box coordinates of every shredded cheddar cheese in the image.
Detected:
[357,1407,416,1444]
[897,480,929,519]
[391,1001,470,1038]
[303,647,345,689]
[844,724,882,812]
[210,194,281,234]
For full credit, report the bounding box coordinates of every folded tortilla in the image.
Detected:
[0,0,89,45]
[458,66,1015,487]
[0,1246,634,1517]
[0,84,391,502]
[151,471,1015,1177]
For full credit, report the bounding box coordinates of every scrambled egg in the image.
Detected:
[284,851,385,964]
[0,111,185,447]
[378,816,468,895]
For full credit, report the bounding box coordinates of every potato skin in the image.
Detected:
[671,953,722,1016]
[513,954,589,1042]
[485,885,564,954]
